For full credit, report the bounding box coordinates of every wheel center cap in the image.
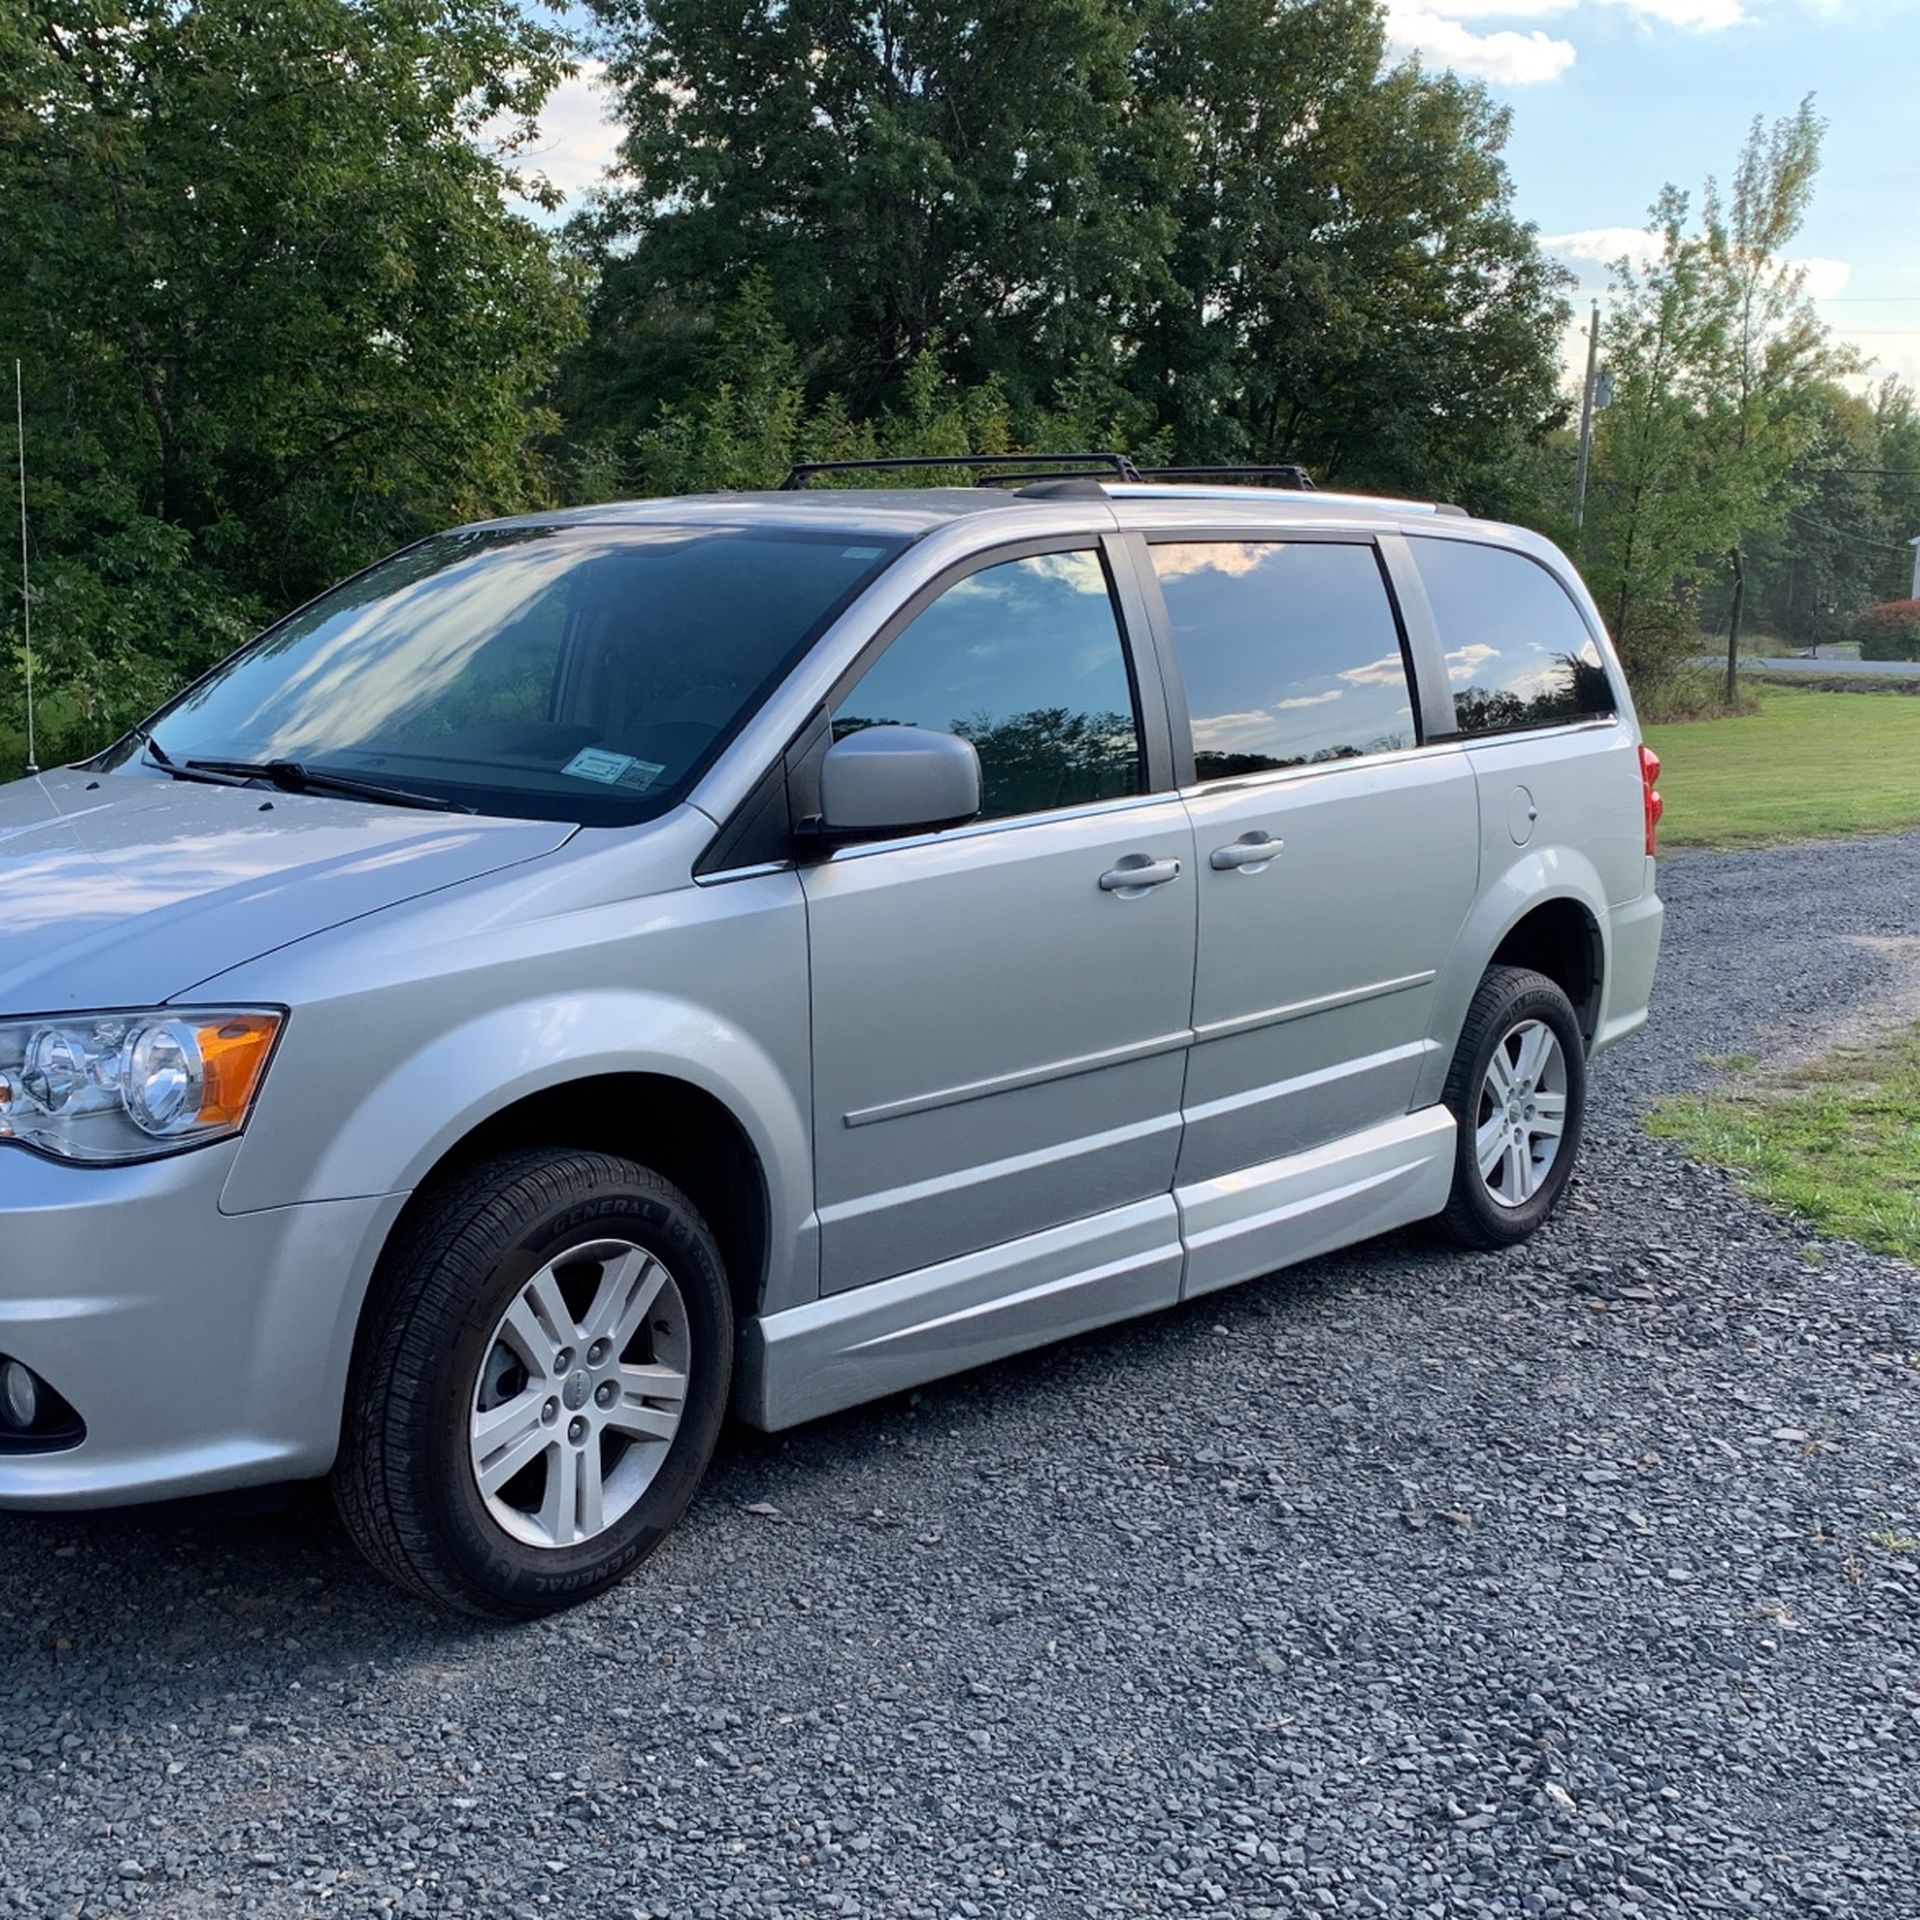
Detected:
[562,1369,592,1412]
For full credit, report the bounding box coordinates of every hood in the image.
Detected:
[0,768,575,1013]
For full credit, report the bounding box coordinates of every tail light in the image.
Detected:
[1639,745,1663,857]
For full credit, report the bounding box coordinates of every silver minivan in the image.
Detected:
[0,465,1664,1614]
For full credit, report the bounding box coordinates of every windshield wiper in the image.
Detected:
[183,756,473,813]
[144,735,249,787]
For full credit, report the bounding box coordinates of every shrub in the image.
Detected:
[1851,599,1920,661]
[1633,664,1759,724]
[1613,599,1702,691]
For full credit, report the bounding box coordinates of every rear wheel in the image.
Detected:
[1433,965,1587,1249]
[334,1150,731,1618]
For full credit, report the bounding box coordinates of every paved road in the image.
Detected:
[4,835,1920,1919]
[1694,651,1920,681]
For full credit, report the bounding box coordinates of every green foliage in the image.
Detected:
[566,0,1570,512]
[0,0,585,768]
[619,275,1166,497]
[1708,380,1911,650]
[1581,102,1851,692]
[2,0,1904,781]
[1853,600,1920,661]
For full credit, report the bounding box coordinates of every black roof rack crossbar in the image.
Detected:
[778,452,1141,490]
[1135,464,1316,491]
[972,467,1130,489]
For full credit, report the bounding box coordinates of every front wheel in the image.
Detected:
[1432,965,1587,1249]
[334,1149,732,1618]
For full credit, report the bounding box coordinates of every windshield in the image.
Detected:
[107,524,908,824]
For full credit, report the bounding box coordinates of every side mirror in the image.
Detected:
[812,725,982,844]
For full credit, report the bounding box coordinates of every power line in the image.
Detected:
[1787,507,1915,553]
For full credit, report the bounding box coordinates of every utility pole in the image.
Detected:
[1572,300,1600,534]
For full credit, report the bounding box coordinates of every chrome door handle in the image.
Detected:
[1099,854,1182,894]
[1210,832,1281,872]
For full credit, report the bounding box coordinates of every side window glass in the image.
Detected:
[1411,539,1616,735]
[833,550,1143,821]
[1150,541,1415,779]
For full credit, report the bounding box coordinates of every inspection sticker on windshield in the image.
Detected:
[562,748,666,792]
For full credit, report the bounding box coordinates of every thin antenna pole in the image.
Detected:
[14,358,36,775]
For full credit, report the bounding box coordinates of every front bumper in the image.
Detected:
[0,1142,404,1508]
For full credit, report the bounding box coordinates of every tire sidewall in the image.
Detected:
[417,1173,731,1615]
[1451,977,1587,1245]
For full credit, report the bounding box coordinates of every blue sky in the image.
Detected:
[1384,0,1920,387]
[520,0,1920,391]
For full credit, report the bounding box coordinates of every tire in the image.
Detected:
[333,1149,732,1618]
[1432,965,1587,1250]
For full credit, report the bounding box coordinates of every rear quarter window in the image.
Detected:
[1411,538,1616,737]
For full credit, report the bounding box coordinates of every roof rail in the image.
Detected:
[778,452,1141,490]
[1133,464,1316,491]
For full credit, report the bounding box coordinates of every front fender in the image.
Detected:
[1411,843,1613,1111]
[237,988,803,1211]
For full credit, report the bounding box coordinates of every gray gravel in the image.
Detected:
[5,834,1920,1919]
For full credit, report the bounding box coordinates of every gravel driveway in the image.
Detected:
[5,836,1919,1920]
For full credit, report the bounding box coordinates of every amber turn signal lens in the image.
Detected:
[194,1014,281,1126]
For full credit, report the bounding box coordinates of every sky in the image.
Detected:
[1383,0,1920,390]
[517,0,1920,393]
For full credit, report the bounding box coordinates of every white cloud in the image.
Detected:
[515,61,625,206]
[1339,654,1412,686]
[1446,642,1501,681]
[1275,690,1344,709]
[1547,230,1854,300]
[1191,711,1281,750]
[1384,3,1578,82]
[1387,0,1764,87]
[1597,0,1747,27]
[1416,0,1577,12]
[1794,257,1854,301]
[1544,226,1668,272]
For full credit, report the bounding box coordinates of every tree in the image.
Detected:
[566,0,1570,511]
[571,0,1146,430]
[613,273,1168,498]
[1581,191,1732,684]
[1123,0,1570,509]
[1581,103,1850,692]
[1698,100,1851,701]
[0,0,584,766]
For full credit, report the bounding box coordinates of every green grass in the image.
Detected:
[1648,1025,1920,1264]
[1644,685,1920,848]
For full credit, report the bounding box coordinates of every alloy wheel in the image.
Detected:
[1474,1018,1569,1209]
[468,1238,690,1550]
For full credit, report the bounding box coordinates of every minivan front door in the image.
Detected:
[800,546,1197,1304]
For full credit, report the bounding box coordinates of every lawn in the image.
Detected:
[1649,1026,1920,1264]
[1645,684,1920,849]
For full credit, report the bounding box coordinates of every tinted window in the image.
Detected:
[115,525,906,825]
[1150,541,1415,779]
[833,550,1142,820]
[1411,538,1616,736]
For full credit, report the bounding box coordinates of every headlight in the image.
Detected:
[0,1009,282,1164]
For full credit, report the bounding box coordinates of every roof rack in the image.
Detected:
[778,452,1142,490]
[1134,465,1316,491]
